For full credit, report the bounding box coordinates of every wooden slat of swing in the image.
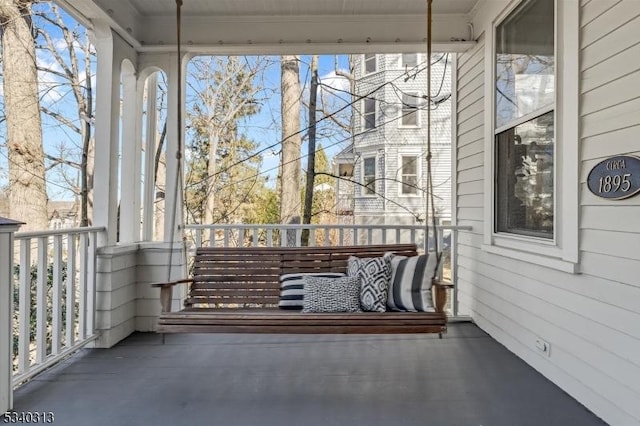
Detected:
[153,244,449,335]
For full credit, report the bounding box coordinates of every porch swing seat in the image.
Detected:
[152,244,450,336]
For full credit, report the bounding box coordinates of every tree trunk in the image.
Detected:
[279,55,302,245]
[204,129,219,225]
[301,55,318,246]
[0,0,48,231]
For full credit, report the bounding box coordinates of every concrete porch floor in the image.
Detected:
[11,323,605,426]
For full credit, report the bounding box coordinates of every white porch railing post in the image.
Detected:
[0,218,24,413]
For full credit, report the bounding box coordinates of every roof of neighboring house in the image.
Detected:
[333,144,355,162]
[48,201,78,220]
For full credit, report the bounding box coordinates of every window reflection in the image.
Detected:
[496,111,554,238]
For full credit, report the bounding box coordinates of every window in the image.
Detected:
[402,53,418,68]
[494,0,554,239]
[363,97,376,129]
[338,163,354,178]
[364,54,376,74]
[363,157,376,195]
[401,92,419,126]
[401,156,419,195]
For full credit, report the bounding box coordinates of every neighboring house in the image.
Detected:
[48,200,79,229]
[335,52,452,228]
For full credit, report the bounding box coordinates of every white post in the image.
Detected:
[142,72,159,241]
[91,25,120,246]
[164,53,185,243]
[0,218,23,413]
[120,62,142,244]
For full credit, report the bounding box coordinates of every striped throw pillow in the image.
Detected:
[386,253,438,312]
[278,272,346,310]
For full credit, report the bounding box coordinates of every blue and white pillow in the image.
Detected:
[386,253,438,312]
[278,272,345,310]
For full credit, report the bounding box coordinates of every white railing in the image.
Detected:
[183,223,471,316]
[11,226,104,386]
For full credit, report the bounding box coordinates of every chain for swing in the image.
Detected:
[166,0,183,282]
[425,0,441,272]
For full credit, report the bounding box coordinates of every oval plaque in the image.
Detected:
[587,155,640,200]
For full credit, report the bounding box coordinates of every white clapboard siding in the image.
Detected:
[454,2,640,425]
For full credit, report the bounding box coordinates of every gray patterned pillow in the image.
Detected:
[302,276,362,313]
[348,255,392,312]
[279,272,346,310]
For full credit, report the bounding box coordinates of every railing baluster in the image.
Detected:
[195,229,202,248]
[253,228,258,247]
[51,235,63,356]
[382,228,387,244]
[18,239,31,374]
[295,228,302,247]
[86,232,97,337]
[324,228,330,246]
[224,229,229,247]
[78,233,88,341]
[266,228,273,247]
[308,226,316,247]
[396,228,401,244]
[209,227,215,248]
[367,228,372,245]
[66,234,76,347]
[36,237,47,364]
[339,228,344,245]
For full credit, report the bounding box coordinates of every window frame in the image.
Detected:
[399,91,421,128]
[361,155,377,196]
[362,96,377,130]
[482,0,580,273]
[363,53,377,75]
[398,153,421,197]
[402,53,419,69]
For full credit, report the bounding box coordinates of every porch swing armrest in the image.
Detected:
[152,279,194,313]
[432,279,454,314]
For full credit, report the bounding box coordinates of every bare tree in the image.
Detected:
[0,0,48,230]
[36,3,94,225]
[279,55,302,242]
[187,56,264,225]
[301,55,318,245]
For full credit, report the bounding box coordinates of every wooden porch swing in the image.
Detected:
[153,0,451,337]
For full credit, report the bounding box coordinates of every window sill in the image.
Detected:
[481,243,579,274]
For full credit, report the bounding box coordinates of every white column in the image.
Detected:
[142,72,158,241]
[91,25,120,246]
[0,218,23,413]
[119,62,142,244]
[163,53,185,243]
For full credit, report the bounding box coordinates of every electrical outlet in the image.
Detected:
[535,338,551,356]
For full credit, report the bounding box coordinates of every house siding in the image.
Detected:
[352,53,453,225]
[455,2,640,425]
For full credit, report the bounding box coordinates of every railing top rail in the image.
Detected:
[183,224,472,231]
[15,226,106,239]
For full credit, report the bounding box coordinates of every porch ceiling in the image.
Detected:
[58,0,479,54]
